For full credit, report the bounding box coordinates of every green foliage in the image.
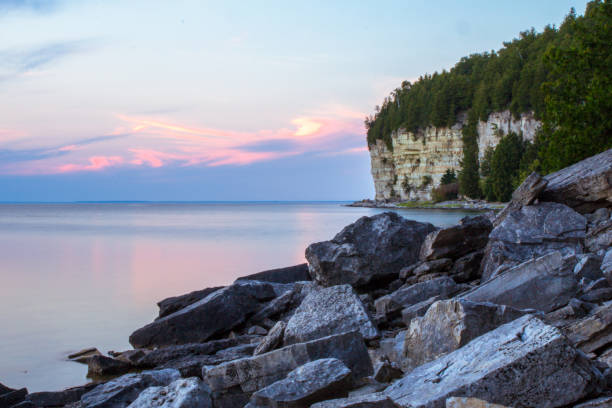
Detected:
[440,169,457,185]
[483,132,527,202]
[432,183,459,202]
[536,0,612,173]
[421,175,433,188]
[458,120,481,198]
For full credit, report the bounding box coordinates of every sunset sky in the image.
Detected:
[0,0,587,201]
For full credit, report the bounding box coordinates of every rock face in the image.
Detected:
[369,110,540,201]
[482,201,586,281]
[203,331,373,407]
[235,264,311,284]
[79,369,181,408]
[462,251,577,312]
[129,281,276,348]
[306,212,436,287]
[384,315,600,408]
[400,299,530,371]
[284,285,379,345]
[247,358,352,408]
[127,377,212,408]
[419,215,492,261]
[157,287,224,319]
[540,148,612,213]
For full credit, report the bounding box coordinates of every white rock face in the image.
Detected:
[369,111,541,201]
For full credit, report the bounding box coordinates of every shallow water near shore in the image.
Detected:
[0,202,477,392]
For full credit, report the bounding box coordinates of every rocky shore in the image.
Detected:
[346,199,506,211]
[1,148,611,408]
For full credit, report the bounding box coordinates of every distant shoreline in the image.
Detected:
[346,199,505,211]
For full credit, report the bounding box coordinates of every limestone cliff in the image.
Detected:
[369,111,540,201]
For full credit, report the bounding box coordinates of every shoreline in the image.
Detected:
[345,199,506,211]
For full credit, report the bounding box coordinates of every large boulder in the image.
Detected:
[481,202,586,281]
[540,148,612,214]
[157,286,224,319]
[283,285,379,345]
[26,384,97,407]
[461,251,578,313]
[129,281,276,348]
[235,264,311,284]
[419,215,492,261]
[79,369,180,408]
[306,212,436,287]
[246,358,352,408]
[375,277,461,319]
[0,384,27,407]
[384,315,601,408]
[203,331,373,407]
[127,377,212,408]
[493,172,548,228]
[400,299,530,372]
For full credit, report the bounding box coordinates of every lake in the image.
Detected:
[0,202,477,392]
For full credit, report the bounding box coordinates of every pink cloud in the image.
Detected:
[57,156,124,173]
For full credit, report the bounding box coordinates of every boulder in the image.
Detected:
[375,277,460,318]
[203,331,373,407]
[574,254,605,282]
[156,287,224,319]
[445,397,510,408]
[565,302,612,354]
[401,296,441,326]
[127,377,212,408]
[412,259,453,277]
[574,397,612,408]
[158,344,257,378]
[311,393,399,408]
[306,212,436,287]
[493,172,548,228]
[129,281,276,348]
[482,202,586,282]
[284,285,379,345]
[235,264,311,284]
[540,148,612,213]
[0,387,27,407]
[373,361,403,383]
[400,299,530,372]
[254,321,286,356]
[419,216,492,261]
[247,358,352,408]
[247,325,267,336]
[86,355,132,377]
[586,219,612,253]
[603,249,612,278]
[384,316,600,408]
[68,348,103,364]
[449,251,484,283]
[26,384,97,407]
[462,251,578,313]
[79,369,180,408]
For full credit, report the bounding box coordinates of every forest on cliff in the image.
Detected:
[366,0,611,201]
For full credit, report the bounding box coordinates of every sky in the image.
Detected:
[0,0,588,201]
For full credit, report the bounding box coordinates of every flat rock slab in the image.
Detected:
[311,393,400,408]
[446,397,510,408]
[384,315,599,408]
[565,302,612,354]
[247,358,352,408]
[156,286,224,319]
[401,299,530,372]
[204,331,372,405]
[254,321,286,355]
[284,284,379,345]
[235,263,311,284]
[482,202,586,281]
[461,251,577,313]
[26,384,100,407]
[129,281,276,348]
[419,215,492,261]
[79,369,180,408]
[540,148,612,213]
[306,212,436,287]
[127,377,212,408]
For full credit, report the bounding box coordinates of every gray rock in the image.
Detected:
[129,281,276,348]
[540,148,612,213]
[311,393,399,408]
[493,172,548,228]
[306,212,436,287]
[461,251,578,312]
[254,321,286,356]
[586,219,612,253]
[373,361,403,383]
[580,287,612,304]
[400,299,530,372]
[110,350,147,365]
[69,348,103,364]
[247,325,267,336]
[445,397,510,408]
[156,287,224,320]
[379,331,407,369]
[401,296,441,326]
[79,369,180,408]
[0,387,27,407]
[203,331,373,406]
[565,302,612,354]
[0,382,13,395]
[26,384,98,407]
[375,277,460,318]
[449,251,484,283]
[544,298,595,327]
[127,378,211,408]
[412,259,453,277]
[573,397,612,408]
[603,249,612,278]
[248,358,352,408]
[86,355,132,377]
[384,315,600,408]
[235,264,311,284]
[284,285,379,345]
[574,254,605,282]
[248,282,315,326]
[482,202,586,282]
[419,216,492,261]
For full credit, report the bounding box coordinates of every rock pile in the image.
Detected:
[2,149,611,407]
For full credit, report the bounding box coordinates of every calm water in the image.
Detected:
[0,202,476,392]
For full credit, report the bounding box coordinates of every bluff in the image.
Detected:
[369,110,540,201]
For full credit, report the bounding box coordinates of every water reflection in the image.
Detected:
[0,203,476,391]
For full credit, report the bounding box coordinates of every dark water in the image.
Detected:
[0,202,476,392]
